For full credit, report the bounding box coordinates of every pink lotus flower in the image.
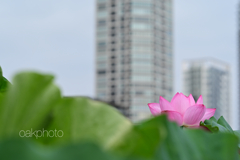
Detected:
[148,93,216,127]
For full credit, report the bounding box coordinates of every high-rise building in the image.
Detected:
[182,58,231,123]
[95,0,173,121]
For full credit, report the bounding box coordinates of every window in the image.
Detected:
[132,67,152,75]
[98,48,106,52]
[97,62,107,69]
[98,20,106,26]
[131,54,153,60]
[98,42,106,47]
[132,8,152,15]
[131,31,153,37]
[131,53,153,61]
[145,91,153,96]
[132,23,152,30]
[98,70,106,74]
[97,11,107,18]
[97,32,107,39]
[131,75,153,82]
[132,45,152,52]
[97,41,106,52]
[98,4,106,10]
[97,26,107,32]
[136,91,143,95]
[97,85,107,89]
[132,39,152,45]
[97,0,106,3]
[132,60,152,66]
[131,2,152,8]
[132,17,151,23]
[97,92,106,99]
[97,55,107,61]
[131,64,152,72]
[132,98,153,105]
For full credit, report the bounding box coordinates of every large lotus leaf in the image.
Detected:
[110,115,239,160]
[0,72,61,138]
[108,115,168,159]
[45,106,240,160]
[200,116,232,133]
[155,120,201,160]
[156,125,239,160]
[185,129,239,160]
[43,97,132,148]
[217,116,234,133]
[233,130,240,148]
[1,116,239,160]
[0,139,139,160]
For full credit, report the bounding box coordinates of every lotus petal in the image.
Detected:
[163,111,183,126]
[200,108,216,122]
[188,94,195,107]
[148,103,161,116]
[159,96,175,112]
[171,93,190,115]
[183,104,206,126]
[196,95,203,104]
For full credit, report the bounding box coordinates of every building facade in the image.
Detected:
[95,0,173,121]
[183,58,231,123]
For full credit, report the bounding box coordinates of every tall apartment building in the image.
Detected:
[183,58,231,123]
[95,0,173,121]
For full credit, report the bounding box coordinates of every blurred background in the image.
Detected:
[0,0,238,129]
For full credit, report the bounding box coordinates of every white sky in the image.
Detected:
[0,0,239,129]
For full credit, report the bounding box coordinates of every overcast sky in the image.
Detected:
[0,0,239,128]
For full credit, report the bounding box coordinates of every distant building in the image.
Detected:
[95,0,174,121]
[183,58,231,123]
